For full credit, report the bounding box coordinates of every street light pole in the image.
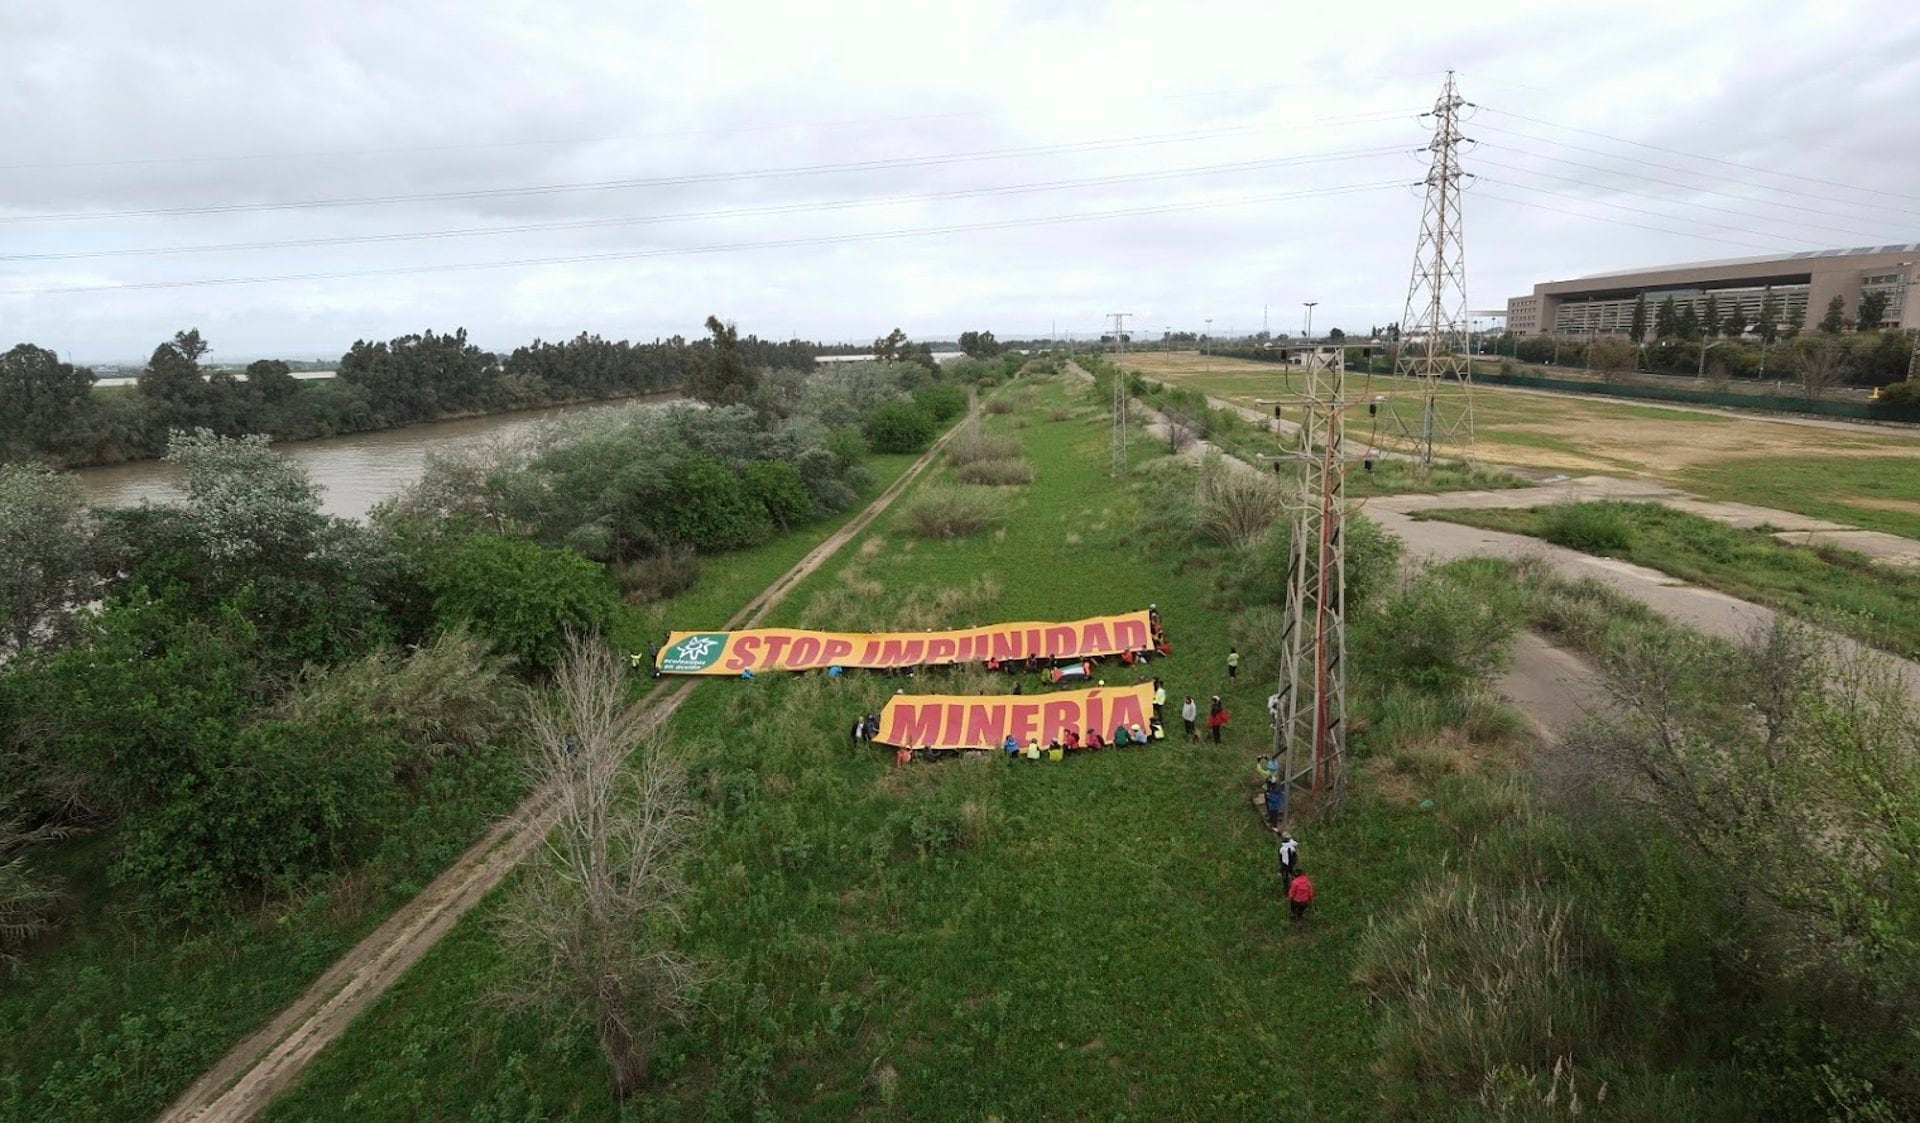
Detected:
[1205,318,1214,372]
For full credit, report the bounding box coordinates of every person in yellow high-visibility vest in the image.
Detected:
[1152,678,1167,722]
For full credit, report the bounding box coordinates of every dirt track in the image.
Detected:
[160,418,969,1123]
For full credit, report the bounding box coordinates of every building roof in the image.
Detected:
[1570,243,1920,282]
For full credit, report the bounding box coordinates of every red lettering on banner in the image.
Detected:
[1115,619,1149,650]
[1045,626,1077,658]
[725,636,761,671]
[991,631,1020,662]
[886,704,942,746]
[822,639,854,666]
[1010,703,1039,744]
[963,704,1005,747]
[942,704,966,744]
[1081,622,1111,656]
[789,636,822,668]
[1111,694,1147,731]
[926,638,957,664]
[859,640,881,663]
[1026,628,1042,660]
[876,639,925,667]
[1041,699,1076,743]
[1086,690,1106,737]
[761,635,793,668]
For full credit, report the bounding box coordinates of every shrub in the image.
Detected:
[953,458,1034,486]
[826,425,868,470]
[983,397,1015,415]
[913,383,967,424]
[114,716,400,922]
[1231,515,1401,612]
[865,399,937,453]
[611,546,701,605]
[1202,471,1287,549]
[741,459,814,528]
[650,457,773,550]
[899,485,1002,539]
[425,533,619,673]
[1359,565,1522,692]
[1536,502,1633,554]
[946,424,1022,467]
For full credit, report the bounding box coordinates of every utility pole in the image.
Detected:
[1264,304,1269,338]
[1390,70,1476,470]
[1205,318,1214,372]
[1109,313,1131,478]
[1304,302,1318,366]
[1276,336,1351,820]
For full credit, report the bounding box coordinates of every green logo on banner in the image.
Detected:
[660,633,729,673]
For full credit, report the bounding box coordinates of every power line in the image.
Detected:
[1470,156,1908,244]
[1470,189,1786,253]
[1475,103,1920,205]
[0,146,1407,263]
[0,181,1403,297]
[0,110,1417,225]
[1477,177,1824,248]
[1472,125,1920,221]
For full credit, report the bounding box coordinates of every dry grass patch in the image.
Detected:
[900,484,1003,539]
[953,458,1035,486]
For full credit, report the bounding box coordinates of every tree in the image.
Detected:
[1676,302,1701,341]
[0,463,95,657]
[684,316,759,407]
[1781,335,1849,401]
[1720,305,1748,339]
[1,790,68,964]
[872,328,908,362]
[1702,294,1721,340]
[1755,288,1783,346]
[246,359,301,404]
[1819,294,1848,334]
[497,638,700,1100]
[164,429,327,569]
[1628,295,1648,344]
[0,344,96,460]
[139,328,217,434]
[1328,327,1347,342]
[957,330,1001,358]
[426,533,619,673]
[1654,297,1678,340]
[1859,290,1891,333]
[1588,338,1640,383]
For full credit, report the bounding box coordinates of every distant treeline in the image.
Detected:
[0,328,818,468]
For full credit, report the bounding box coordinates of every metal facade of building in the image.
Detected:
[1506,246,1920,338]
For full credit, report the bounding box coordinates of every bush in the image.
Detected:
[1202,471,1287,549]
[1537,502,1633,554]
[899,485,1002,539]
[1360,565,1522,692]
[425,533,619,673]
[953,458,1034,486]
[864,399,938,453]
[946,424,1022,467]
[611,546,701,605]
[1230,515,1401,612]
[983,397,1015,415]
[114,716,400,922]
[913,383,967,424]
[741,459,814,528]
[650,457,774,550]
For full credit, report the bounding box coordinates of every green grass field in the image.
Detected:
[0,453,929,1123]
[1422,500,1920,658]
[262,378,1459,1121]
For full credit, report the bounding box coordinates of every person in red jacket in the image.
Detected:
[1287,870,1315,926]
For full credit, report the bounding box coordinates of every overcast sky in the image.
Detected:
[2,0,1916,363]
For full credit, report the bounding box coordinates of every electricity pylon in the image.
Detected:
[1275,346,1349,818]
[1387,69,1476,469]
[1109,313,1131,477]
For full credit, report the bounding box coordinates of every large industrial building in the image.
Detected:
[1506,245,1919,338]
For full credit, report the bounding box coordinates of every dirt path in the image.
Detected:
[161,419,969,1123]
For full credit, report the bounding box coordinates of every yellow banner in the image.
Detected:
[655,611,1153,676]
[877,683,1156,751]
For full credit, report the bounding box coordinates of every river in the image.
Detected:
[73,396,665,520]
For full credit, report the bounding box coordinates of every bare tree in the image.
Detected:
[1165,415,1195,454]
[1783,336,1849,402]
[496,637,700,1100]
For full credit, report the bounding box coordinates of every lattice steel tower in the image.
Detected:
[1392,70,1476,468]
[1109,313,1131,477]
[1274,346,1350,817]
